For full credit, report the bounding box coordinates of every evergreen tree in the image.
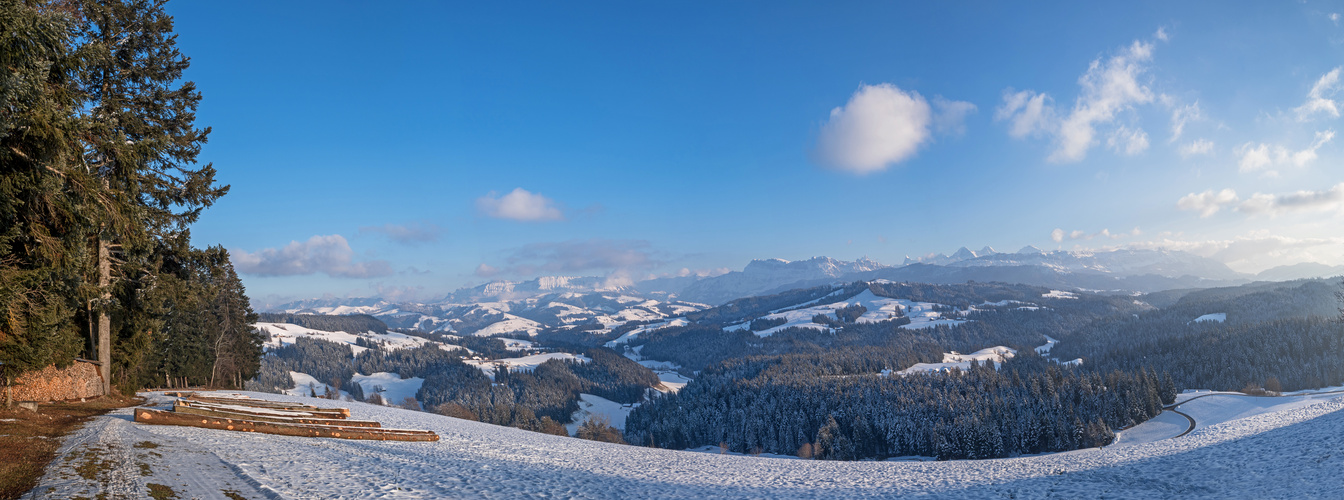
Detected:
[72,0,228,392]
[0,0,100,404]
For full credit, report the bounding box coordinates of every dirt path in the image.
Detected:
[21,399,277,500]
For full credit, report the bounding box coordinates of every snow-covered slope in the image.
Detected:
[724,289,966,337]
[271,291,708,339]
[31,391,1344,499]
[255,322,458,354]
[464,352,592,380]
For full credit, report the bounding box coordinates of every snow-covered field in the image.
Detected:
[725,290,966,337]
[1042,290,1079,299]
[605,318,690,347]
[1191,313,1227,323]
[1114,390,1344,447]
[464,352,591,380]
[27,390,1344,499]
[353,372,425,406]
[566,393,637,434]
[896,346,1017,375]
[256,322,461,354]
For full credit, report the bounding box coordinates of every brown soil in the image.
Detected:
[0,394,140,500]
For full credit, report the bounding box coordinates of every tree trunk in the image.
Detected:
[97,236,111,395]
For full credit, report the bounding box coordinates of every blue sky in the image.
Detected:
[169,1,1344,303]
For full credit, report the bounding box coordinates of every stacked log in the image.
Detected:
[134,392,438,442]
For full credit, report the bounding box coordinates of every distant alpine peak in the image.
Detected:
[1017,245,1044,254]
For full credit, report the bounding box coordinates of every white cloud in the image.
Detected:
[814,84,931,173]
[232,235,392,278]
[1236,129,1335,175]
[1169,101,1202,142]
[1177,188,1239,217]
[996,89,1056,139]
[1054,227,1137,242]
[1179,138,1215,157]
[1155,27,1169,42]
[931,96,978,135]
[358,222,443,245]
[1052,40,1156,162]
[476,188,564,221]
[483,239,662,278]
[1123,234,1344,272]
[1237,182,1344,215]
[998,38,1157,162]
[1332,13,1341,24]
[474,263,500,278]
[1294,68,1342,121]
[814,84,973,174]
[1107,125,1149,155]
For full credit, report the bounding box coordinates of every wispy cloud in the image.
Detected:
[1235,130,1335,175]
[998,37,1158,163]
[814,84,974,174]
[358,222,443,245]
[1107,125,1149,155]
[1179,138,1214,157]
[1238,182,1344,215]
[1177,188,1239,217]
[1177,183,1344,218]
[233,235,392,278]
[1122,233,1344,272]
[1294,68,1342,121]
[476,188,564,221]
[477,239,663,278]
[1168,101,1202,142]
[1051,227,1139,242]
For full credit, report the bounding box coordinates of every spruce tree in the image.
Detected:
[71,0,227,392]
[0,0,100,403]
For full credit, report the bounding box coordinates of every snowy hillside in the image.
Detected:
[723,289,967,337]
[255,322,462,354]
[272,291,707,339]
[29,390,1344,498]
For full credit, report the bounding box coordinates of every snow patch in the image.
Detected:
[896,346,1017,375]
[464,352,591,380]
[1192,313,1227,323]
[352,372,425,407]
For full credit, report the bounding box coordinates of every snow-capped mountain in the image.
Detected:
[672,256,888,305]
[945,248,1246,280]
[445,275,622,303]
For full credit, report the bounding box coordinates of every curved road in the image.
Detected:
[1162,389,1344,439]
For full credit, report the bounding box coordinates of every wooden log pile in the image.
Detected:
[135,392,438,442]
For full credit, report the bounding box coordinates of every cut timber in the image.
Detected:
[135,408,438,442]
[172,404,382,428]
[185,395,350,417]
[178,399,349,419]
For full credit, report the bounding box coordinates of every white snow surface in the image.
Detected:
[566,393,637,435]
[256,322,450,353]
[284,371,351,399]
[1042,290,1079,299]
[500,338,535,351]
[1192,313,1227,323]
[464,352,591,380]
[28,390,1344,499]
[604,318,689,347]
[1115,390,1344,447]
[471,316,544,337]
[896,346,1017,375]
[733,290,966,337]
[352,372,425,407]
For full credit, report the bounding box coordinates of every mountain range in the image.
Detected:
[266,247,1344,336]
